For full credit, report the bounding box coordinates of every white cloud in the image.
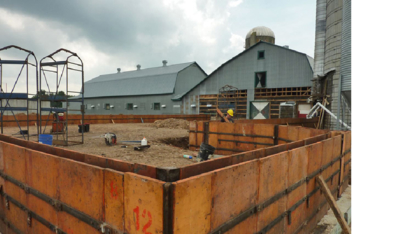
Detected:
[222,32,245,54]
[229,0,243,8]
[0,8,25,30]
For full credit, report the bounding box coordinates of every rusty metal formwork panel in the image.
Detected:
[124,173,164,234]
[0,128,350,234]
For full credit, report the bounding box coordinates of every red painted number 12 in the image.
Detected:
[133,206,152,234]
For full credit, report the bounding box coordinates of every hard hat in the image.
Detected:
[58,113,64,116]
[227,109,234,117]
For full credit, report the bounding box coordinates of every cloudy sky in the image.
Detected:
[0,0,316,93]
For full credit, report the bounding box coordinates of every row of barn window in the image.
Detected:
[85,103,165,110]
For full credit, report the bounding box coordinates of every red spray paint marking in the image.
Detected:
[142,210,152,234]
[110,180,118,199]
[133,206,140,230]
[133,206,153,233]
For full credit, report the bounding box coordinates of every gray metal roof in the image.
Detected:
[84,62,194,98]
[306,55,315,72]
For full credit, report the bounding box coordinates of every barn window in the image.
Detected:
[154,103,161,110]
[126,103,133,110]
[258,50,265,59]
[105,103,110,110]
[255,72,267,88]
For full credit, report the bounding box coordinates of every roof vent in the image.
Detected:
[137,64,141,70]
[162,60,167,67]
[117,68,121,73]
[283,45,289,49]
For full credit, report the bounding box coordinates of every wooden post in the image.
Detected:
[317,175,351,234]
[216,108,229,123]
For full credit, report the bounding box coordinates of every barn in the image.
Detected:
[178,26,315,119]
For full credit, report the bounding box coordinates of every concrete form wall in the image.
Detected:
[182,43,314,115]
[0,126,351,234]
[0,125,351,234]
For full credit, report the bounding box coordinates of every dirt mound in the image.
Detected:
[153,118,190,129]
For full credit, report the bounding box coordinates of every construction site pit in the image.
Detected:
[3,119,200,167]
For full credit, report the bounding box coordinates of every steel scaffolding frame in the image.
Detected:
[0,45,39,140]
[39,48,84,146]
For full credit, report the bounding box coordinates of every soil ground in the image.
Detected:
[2,121,199,167]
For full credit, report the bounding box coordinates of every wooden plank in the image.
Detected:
[6,202,28,233]
[196,121,204,148]
[26,150,59,228]
[298,127,311,141]
[216,108,229,123]
[85,154,108,168]
[234,123,256,152]
[287,126,300,142]
[104,169,125,230]
[316,176,351,234]
[107,158,134,172]
[0,177,4,219]
[133,163,157,178]
[286,147,307,234]
[172,173,212,233]
[58,212,101,234]
[321,138,334,204]
[257,152,289,233]
[306,142,323,227]
[3,143,27,206]
[179,156,232,180]
[216,122,234,155]
[264,144,287,157]
[0,142,4,171]
[58,159,104,221]
[252,124,275,149]
[331,135,343,195]
[278,125,289,145]
[210,160,259,232]
[189,121,197,150]
[124,173,164,234]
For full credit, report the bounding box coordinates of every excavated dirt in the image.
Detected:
[2,122,199,167]
[153,118,190,129]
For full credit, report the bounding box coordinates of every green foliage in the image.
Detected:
[32,89,74,108]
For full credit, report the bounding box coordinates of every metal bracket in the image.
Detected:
[52,199,63,211]
[26,211,32,227]
[100,223,116,234]
[5,197,9,209]
[156,167,180,182]
[287,210,292,225]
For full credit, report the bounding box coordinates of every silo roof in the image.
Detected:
[246,26,275,39]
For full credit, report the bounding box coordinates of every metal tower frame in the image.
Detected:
[39,48,84,146]
[0,45,39,140]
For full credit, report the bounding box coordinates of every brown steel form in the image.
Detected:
[39,48,84,146]
[0,45,39,141]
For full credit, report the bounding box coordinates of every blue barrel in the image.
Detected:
[39,134,53,145]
